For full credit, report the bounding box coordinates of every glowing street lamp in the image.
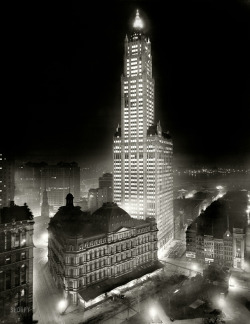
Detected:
[42,232,48,243]
[150,307,156,320]
[229,277,236,287]
[149,307,162,324]
[58,299,67,314]
[218,293,225,308]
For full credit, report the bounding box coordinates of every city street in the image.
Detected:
[33,247,66,324]
[32,220,250,324]
[222,286,250,324]
[33,217,66,324]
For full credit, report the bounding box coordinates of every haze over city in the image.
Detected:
[1,2,250,324]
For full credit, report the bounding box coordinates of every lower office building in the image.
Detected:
[0,201,34,322]
[48,194,158,307]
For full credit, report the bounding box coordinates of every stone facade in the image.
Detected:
[0,201,34,321]
[48,194,158,305]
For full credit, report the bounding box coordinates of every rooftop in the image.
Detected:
[0,201,34,224]
[91,202,147,232]
[49,198,156,237]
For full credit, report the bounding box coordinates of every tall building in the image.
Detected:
[113,10,174,253]
[48,195,158,307]
[87,173,113,214]
[0,201,34,322]
[0,153,15,208]
[15,162,45,217]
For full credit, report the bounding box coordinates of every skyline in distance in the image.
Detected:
[2,0,250,169]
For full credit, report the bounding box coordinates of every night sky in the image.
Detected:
[3,0,250,168]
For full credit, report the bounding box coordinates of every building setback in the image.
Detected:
[186,190,248,269]
[113,10,174,254]
[0,201,34,321]
[48,194,158,307]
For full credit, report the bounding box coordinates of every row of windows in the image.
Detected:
[123,79,143,84]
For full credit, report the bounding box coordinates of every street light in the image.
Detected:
[58,299,67,314]
[149,306,163,324]
[42,232,48,242]
[149,307,156,320]
[218,293,225,308]
[229,277,236,287]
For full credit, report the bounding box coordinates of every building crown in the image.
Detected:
[133,9,143,29]
[131,9,145,41]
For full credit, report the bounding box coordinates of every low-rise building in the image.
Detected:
[48,194,158,307]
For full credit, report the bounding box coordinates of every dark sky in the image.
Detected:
[3,0,250,168]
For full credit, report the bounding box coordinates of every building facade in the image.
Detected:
[0,201,34,321]
[99,172,113,190]
[113,10,174,254]
[15,162,45,217]
[48,194,158,306]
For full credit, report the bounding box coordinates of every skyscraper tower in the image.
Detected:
[113,10,174,254]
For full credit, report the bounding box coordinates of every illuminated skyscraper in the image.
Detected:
[113,10,174,254]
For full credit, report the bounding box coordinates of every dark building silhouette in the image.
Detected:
[174,191,215,239]
[186,190,248,269]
